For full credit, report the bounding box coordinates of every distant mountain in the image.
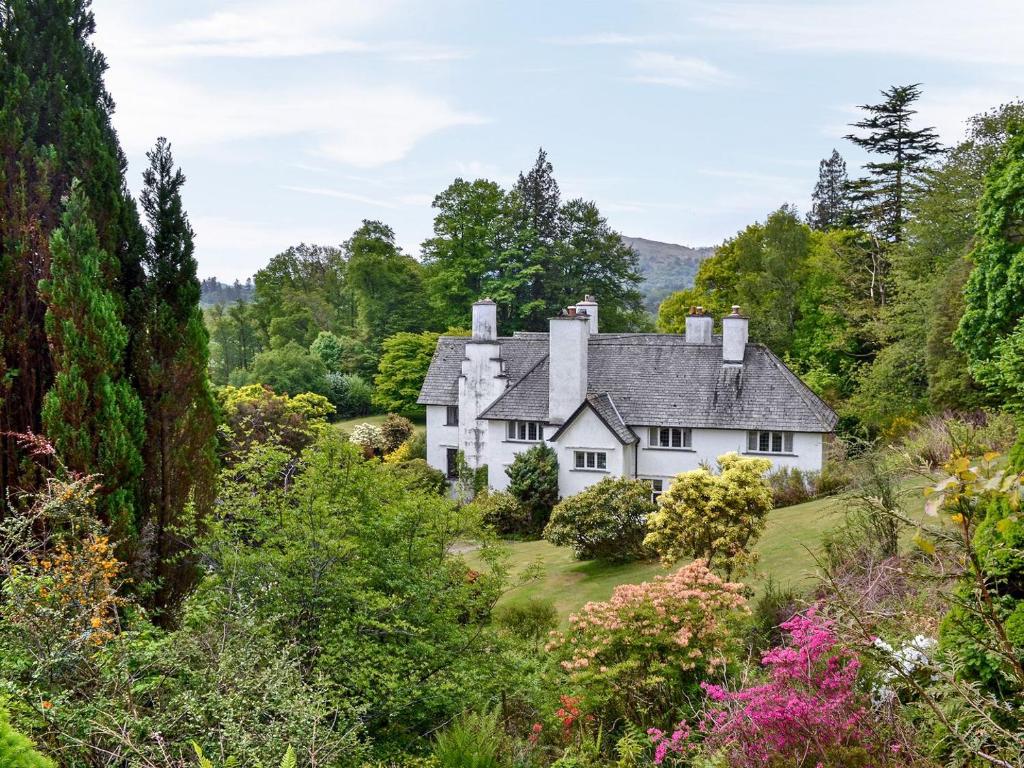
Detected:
[623,236,715,313]
[200,277,254,308]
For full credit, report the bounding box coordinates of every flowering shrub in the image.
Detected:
[547,560,747,727]
[649,609,895,768]
[348,422,385,452]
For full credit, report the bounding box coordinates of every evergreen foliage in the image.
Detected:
[505,443,560,534]
[544,476,655,562]
[0,710,54,768]
[373,331,444,417]
[135,137,217,612]
[39,182,144,539]
[808,149,851,230]
[0,0,146,514]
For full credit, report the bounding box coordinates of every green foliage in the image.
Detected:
[544,477,654,562]
[744,577,800,654]
[215,384,333,459]
[135,136,218,613]
[39,181,145,539]
[347,220,432,347]
[324,372,374,417]
[381,413,416,454]
[956,125,1024,408]
[206,300,263,384]
[0,710,54,768]
[644,453,773,577]
[386,458,448,496]
[432,710,505,768]
[374,331,445,418]
[506,444,560,535]
[469,491,531,537]
[808,149,852,230]
[493,598,558,645]
[311,330,378,378]
[248,342,328,397]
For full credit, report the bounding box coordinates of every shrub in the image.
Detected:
[217,384,334,458]
[650,609,892,768]
[547,560,747,728]
[324,372,374,417]
[469,491,531,537]
[349,423,385,453]
[506,445,560,534]
[386,459,449,496]
[900,410,1019,469]
[432,710,505,768]
[381,413,415,454]
[766,466,815,507]
[645,453,773,577]
[383,439,413,464]
[493,598,558,645]
[744,578,800,654]
[249,341,328,396]
[405,430,427,461]
[544,477,655,562]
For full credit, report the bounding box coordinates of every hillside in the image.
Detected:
[200,277,254,308]
[625,236,714,313]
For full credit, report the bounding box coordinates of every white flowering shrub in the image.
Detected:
[348,423,385,451]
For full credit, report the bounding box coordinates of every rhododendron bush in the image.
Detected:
[649,610,904,768]
[547,560,747,727]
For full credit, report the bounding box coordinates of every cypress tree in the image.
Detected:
[807,149,851,230]
[512,148,562,329]
[0,0,146,513]
[135,138,217,612]
[39,181,144,539]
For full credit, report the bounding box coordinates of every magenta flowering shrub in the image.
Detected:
[649,609,899,768]
[547,560,747,727]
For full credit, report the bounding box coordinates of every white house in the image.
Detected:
[418,296,837,500]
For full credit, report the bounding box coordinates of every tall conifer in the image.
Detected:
[0,0,146,513]
[39,182,144,538]
[136,138,217,612]
[808,149,851,230]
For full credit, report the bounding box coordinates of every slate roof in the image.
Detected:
[549,393,639,445]
[418,332,838,434]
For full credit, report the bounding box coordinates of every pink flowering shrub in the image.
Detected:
[547,560,747,727]
[650,609,897,768]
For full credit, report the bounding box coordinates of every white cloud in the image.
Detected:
[105,65,485,167]
[626,52,733,89]
[282,185,399,208]
[698,0,1024,67]
[544,33,684,46]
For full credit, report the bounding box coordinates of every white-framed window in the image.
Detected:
[647,426,692,449]
[746,430,794,454]
[645,478,665,503]
[573,450,607,471]
[445,405,459,426]
[507,420,543,442]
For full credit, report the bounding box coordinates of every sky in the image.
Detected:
[91,0,1024,281]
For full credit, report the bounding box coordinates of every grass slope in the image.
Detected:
[333,414,426,437]
[483,483,930,621]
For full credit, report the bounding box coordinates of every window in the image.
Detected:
[647,426,692,449]
[507,420,543,442]
[746,431,794,454]
[445,405,459,426]
[445,448,459,479]
[646,478,665,503]
[573,450,607,471]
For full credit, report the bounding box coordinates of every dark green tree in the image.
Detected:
[346,220,432,347]
[39,182,144,540]
[845,83,942,245]
[135,138,217,612]
[249,342,328,397]
[505,443,560,534]
[807,149,851,230]
[510,148,562,328]
[0,0,146,511]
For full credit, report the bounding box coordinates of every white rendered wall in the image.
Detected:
[486,423,556,492]
[550,408,628,497]
[635,428,825,486]
[425,405,460,475]
[458,340,506,469]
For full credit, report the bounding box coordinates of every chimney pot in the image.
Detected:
[471,298,498,341]
[567,306,576,317]
[722,305,749,363]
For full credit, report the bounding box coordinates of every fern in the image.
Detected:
[279,747,296,768]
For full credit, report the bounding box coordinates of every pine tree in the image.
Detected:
[845,84,942,243]
[0,0,146,514]
[512,148,562,328]
[39,181,144,539]
[135,138,217,612]
[807,149,851,230]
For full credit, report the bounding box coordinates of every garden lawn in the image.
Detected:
[478,478,932,622]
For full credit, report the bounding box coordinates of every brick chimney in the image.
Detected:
[722,305,748,364]
[548,306,590,424]
[685,305,713,344]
